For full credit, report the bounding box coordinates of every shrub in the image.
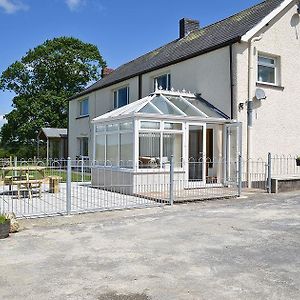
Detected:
[0,215,9,224]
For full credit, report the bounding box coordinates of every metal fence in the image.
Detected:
[0,156,241,218]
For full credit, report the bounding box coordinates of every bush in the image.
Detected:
[0,148,11,158]
[0,215,9,224]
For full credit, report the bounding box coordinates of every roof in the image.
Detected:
[39,128,68,139]
[71,0,285,100]
[92,90,229,123]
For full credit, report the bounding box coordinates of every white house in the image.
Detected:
[68,0,300,167]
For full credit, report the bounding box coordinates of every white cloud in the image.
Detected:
[0,115,7,128]
[65,0,84,11]
[0,0,28,14]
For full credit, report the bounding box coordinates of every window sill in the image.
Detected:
[256,82,284,91]
[76,115,89,120]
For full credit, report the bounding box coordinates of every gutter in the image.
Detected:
[247,34,263,187]
[68,37,242,101]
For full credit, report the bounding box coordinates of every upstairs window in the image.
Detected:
[79,98,89,117]
[154,73,171,91]
[257,55,277,85]
[114,86,129,109]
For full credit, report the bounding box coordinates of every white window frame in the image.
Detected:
[154,73,171,91]
[78,98,89,117]
[257,54,278,85]
[113,86,129,109]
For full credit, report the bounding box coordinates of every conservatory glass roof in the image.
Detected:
[93,91,229,123]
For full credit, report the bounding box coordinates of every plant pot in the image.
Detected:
[0,219,10,239]
[296,159,300,167]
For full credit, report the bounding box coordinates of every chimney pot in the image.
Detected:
[101,67,114,78]
[179,18,200,39]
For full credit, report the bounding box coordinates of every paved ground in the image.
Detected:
[1,191,300,300]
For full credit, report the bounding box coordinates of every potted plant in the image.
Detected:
[296,157,300,167]
[0,214,10,239]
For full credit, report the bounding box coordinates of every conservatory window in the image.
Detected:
[140,121,160,130]
[164,122,182,130]
[139,132,161,168]
[257,55,277,84]
[120,132,133,168]
[106,134,119,166]
[151,95,184,115]
[163,133,183,167]
[95,135,105,163]
[114,86,129,109]
[154,73,171,91]
[120,121,133,131]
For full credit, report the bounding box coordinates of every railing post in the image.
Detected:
[66,157,72,214]
[81,158,84,183]
[267,152,272,194]
[169,155,174,206]
[238,154,242,197]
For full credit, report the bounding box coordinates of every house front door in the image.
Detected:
[188,124,206,184]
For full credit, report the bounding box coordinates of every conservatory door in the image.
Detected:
[224,123,242,185]
[188,124,206,184]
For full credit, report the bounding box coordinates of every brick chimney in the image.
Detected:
[101,67,114,78]
[179,18,200,39]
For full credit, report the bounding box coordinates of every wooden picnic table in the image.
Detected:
[2,166,46,177]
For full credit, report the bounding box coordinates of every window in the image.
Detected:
[95,135,105,163]
[258,55,277,84]
[154,73,171,91]
[114,87,129,109]
[79,98,89,117]
[139,133,161,168]
[163,133,182,167]
[78,137,89,157]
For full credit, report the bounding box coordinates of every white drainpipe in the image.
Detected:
[247,35,263,187]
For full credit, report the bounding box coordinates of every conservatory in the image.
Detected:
[92,90,241,194]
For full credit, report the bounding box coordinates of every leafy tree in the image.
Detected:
[0,37,106,157]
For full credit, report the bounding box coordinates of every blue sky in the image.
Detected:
[0,0,261,126]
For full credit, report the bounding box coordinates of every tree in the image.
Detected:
[0,37,106,157]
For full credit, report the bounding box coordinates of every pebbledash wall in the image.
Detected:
[68,1,300,161]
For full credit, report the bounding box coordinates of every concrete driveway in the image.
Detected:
[0,191,300,300]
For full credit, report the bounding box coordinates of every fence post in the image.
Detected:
[66,157,72,215]
[267,152,272,194]
[238,154,242,197]
[81,158,84,183]
[169,155,174,206]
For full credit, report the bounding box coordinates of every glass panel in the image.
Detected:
[139,103,161,114]
[163,133,182,168]
[187,97,225,118]
[80,99,89,116]
[139,132,160,168]
[79,137,89,157]
[166,96,203,116]
[95,135,105,164]
[164,122,182,130]
[258,65,275,84]
[96,125,105,132]
[188,125,204,181]
[140,121,160,129]
[120,121,133,131]
[106,134,118,165]
[106,123,119,132]
[151,95,183,115]
[113,91,118,109]
[118,87,129,108]
[120,132,133,168]
[258,56,275,66]
[154,74,170,91]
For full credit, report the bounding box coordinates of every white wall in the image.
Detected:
[69,47,232,159]
[235,1,300,160]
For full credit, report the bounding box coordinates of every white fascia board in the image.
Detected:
[241,0,294,42]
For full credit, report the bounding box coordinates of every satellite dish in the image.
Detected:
[255,88,267,100]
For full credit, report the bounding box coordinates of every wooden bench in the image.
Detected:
[14,174,43,200]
